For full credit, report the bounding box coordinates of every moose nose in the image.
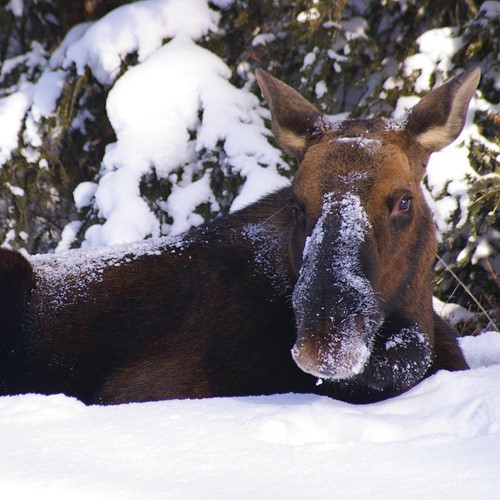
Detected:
[291,327,370,380]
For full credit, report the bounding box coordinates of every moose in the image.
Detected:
[0,67,480,405]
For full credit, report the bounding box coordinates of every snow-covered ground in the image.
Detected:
[1,332,499,499]
[1,2,499,497]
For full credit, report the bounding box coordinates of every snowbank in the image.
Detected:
[1,332,499,498]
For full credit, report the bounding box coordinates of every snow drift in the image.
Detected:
[0,333,499,498]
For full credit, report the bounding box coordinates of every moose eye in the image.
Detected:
[388,192,414,224]
[398,196,412,213]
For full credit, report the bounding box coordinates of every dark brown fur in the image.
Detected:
[0,68,479,405]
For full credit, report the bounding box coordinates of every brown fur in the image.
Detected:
[0,68,480,404]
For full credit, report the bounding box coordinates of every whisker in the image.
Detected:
[261,200,292,226]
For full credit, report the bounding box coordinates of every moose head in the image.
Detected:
[256,67,480,394]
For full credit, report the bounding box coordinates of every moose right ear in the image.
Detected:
[255,69,327,161]
[405,67,481,153]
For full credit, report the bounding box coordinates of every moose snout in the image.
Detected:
[291,316,372,380]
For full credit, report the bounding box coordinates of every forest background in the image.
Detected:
[0,0,498,332]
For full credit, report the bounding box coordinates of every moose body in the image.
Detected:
[0,68,480,405]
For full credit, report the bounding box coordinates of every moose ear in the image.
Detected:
[255,69,327,161]
[405,67,481,152]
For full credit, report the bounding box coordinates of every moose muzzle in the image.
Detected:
[291,193,382,380]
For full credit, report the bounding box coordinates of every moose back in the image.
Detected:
[0,67,480,405]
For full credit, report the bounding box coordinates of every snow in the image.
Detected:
[252,33,276,47]
[297,6,321,23]
[0,332,499,498]
[230,164,289,212]
[55,221,83,253]
[163,171,215,235]
[5,0,23,17]
[337,136,382,151]
[426,143,476,232]
[241,222,291,293]
[6,182,25,197]
[341,17,369,41]
[404,28,464,92]
[30,70,66,121]
[85,34,286,245]
[61,0,220,85]
[31,232,193,308]
[0,86,34,164]
[0,56,63,165]
[302,49,317,69]
[1,0,494,253]
[292,193,378,378]
[47,0,287,246]
[460,331,500,368]
[480,0,500,18]
[73,181,98,210]
[0,3,499,495]
[433,296,477,325]
[209,0,234,8]
[315,79,327,99]
[317,193,374,315]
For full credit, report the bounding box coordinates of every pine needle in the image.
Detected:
[436,254,499,332]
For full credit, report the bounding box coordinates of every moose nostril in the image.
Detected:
[356,315,365,330]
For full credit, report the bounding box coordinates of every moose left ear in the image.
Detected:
[405,67,481,152]
[255,69,328,161]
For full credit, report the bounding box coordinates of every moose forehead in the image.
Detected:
[293,119,416,217]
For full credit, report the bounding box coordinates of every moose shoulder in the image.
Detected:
[0,68,480,405]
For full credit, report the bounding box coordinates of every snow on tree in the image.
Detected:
[0,0,498,329]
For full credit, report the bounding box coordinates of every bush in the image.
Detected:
[0,0,497,330]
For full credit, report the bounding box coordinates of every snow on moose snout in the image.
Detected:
[291,193,382,380]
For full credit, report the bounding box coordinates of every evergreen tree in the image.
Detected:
[0,0,498,329]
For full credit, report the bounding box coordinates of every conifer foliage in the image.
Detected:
[0,0,498,329]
